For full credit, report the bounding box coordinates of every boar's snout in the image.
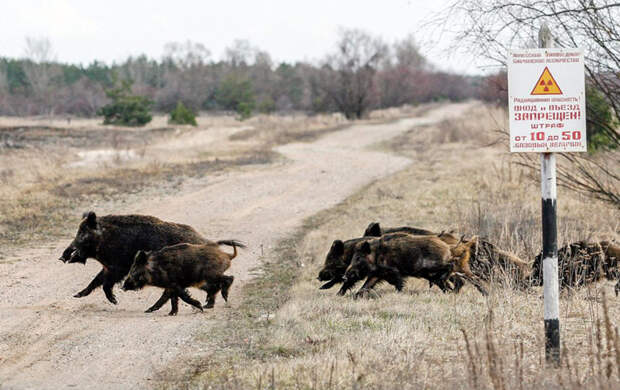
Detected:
[67,248,87,264]
[59,245,75,262]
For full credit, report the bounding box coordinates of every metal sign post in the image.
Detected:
[507,23,586,366]
[538,24,560,367]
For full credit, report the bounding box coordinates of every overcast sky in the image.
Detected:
[0,0,488,75]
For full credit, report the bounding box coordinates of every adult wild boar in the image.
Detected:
[122,241,243,315]
[59,211,241,306]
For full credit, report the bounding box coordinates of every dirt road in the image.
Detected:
[0,103,471,389]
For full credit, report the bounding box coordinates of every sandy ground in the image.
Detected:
[0,103,472,389]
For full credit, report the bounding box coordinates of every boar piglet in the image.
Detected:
[340,233,454,297]
[122,241,243,315]
[341,233,488,298]
[317,237,374,290]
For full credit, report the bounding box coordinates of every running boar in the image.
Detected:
[340,233,487,297]
[122,241,243,315]
[317,237,374,290]
[531,240,619,295]
[317,225,459,293]
[59,211,240,307]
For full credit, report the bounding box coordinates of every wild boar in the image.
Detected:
[318,224,460,292]
[122,241,243,315]
[59,211,241,308]
[340,233,487,297]
[531,240,619,294]
[317,237,374,290]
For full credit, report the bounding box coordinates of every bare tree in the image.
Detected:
[442,0,619,144]
[23,37,54,63]
[440,0,620,206]
[323,29,388,119]
[224,39,256,67]
[163,40,211,69]
[376,35,428,107]
[22,37,61,115]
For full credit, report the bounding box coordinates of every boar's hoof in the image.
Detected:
[203,302,215,309]
[145,307,156,313]
[105,294,118,305]
[73,290,89,298]
[168,310,178,316]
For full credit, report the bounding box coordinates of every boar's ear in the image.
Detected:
[134,250,148,266]
[83,211,97,228]
[331,240,344,256]
[360,241,371,255]
[364,222,382,237]
[467,236,478,247]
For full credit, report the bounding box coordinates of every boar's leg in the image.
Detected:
[145,290,171,313]
[615,281,619,297]
[169,294,179,316]
[220,275,234,302]
[102,269,125,305]
[354,276,381,298]
[203,281,221,309]
[337,277,358,296]
[178,289,203,312]
[450,275,465,293]
[374,264,404,291]
[319,277,342,290]
[73,269,105,298]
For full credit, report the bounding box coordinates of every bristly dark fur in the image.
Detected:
[362,222,437,238]
[318,223,460,294]
[531,240,619,292]
[59,211,242,308]
[341,233,488,298]
[122,242,240,315]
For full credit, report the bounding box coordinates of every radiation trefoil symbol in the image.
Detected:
[530,67,563,95]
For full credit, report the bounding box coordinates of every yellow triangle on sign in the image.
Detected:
[531,67,563,95]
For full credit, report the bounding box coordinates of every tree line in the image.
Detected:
[0,30,488,119]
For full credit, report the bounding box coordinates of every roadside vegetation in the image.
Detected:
[185,103,619,389]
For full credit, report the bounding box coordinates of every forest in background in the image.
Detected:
[0,30,499,118]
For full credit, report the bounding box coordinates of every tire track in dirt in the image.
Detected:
[0,103,472,389]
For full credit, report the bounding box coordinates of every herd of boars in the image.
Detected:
[58,212,619,316]
[317,222,620,298]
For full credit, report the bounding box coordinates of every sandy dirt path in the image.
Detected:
[0,103,472,389]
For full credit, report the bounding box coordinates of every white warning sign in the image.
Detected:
[508,48,586,153]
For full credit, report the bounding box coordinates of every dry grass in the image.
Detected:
[0,107,422,258]
[187,103,619,389]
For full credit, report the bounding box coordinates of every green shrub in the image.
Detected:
[168,101,197,126]
[257,97,276,114]
[215,75,255,120]
[97,80,152,126]
[237,101,254,120]
[586,86,617,152]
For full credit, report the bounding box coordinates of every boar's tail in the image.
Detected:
[216,240,246,260]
